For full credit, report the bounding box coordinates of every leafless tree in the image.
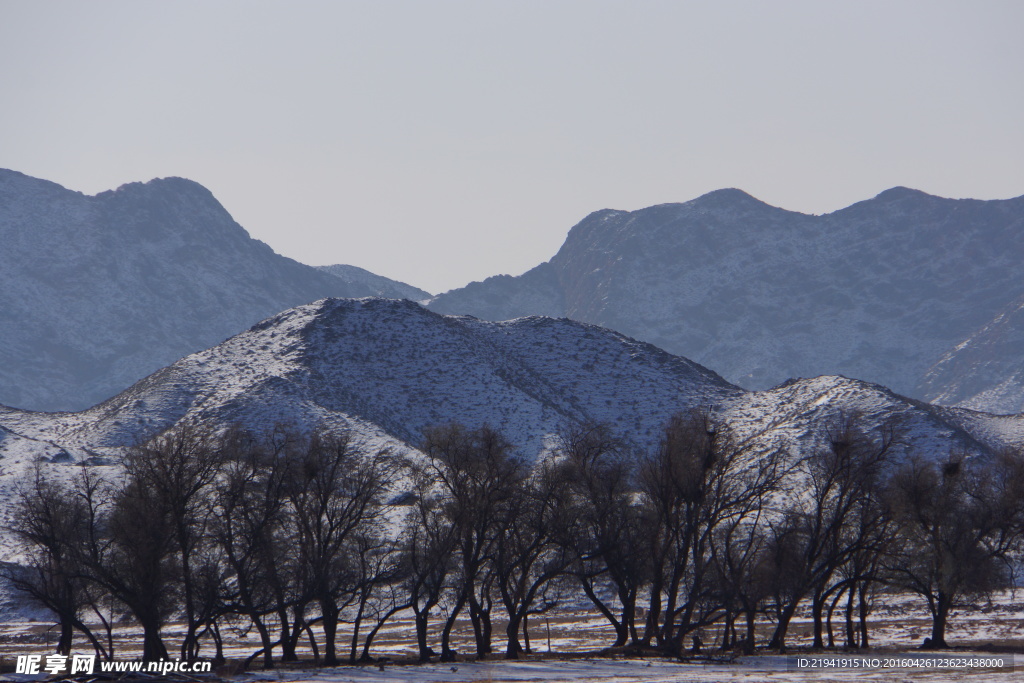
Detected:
[398,482,455,662]
[280,429,397,666]
[884,448,1024,648]
[210,428,293,668]
[419,423,523,661]
[123,425,222,659]
[765,413,896,652]
[555,422,648,648]
[69,425,220,661]
[494,457,573,659]
[5,466,108,656]
[639,409,784,655]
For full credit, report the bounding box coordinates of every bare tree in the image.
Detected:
[71,426,221,662]
[398,486,454,662]
[281,429,397,666]
[884,449,1024,648]
[419,423,523,661]
[639,409,784,655]
[211,428,292,668]
[766,413,896,652]
[345,525,407,663]
[5,466,107,656]
[706,492,776,653]
[494,457,573,659]
[122,425,222,659]
[555,422,648,648]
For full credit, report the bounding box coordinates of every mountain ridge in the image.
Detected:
[428,186,1024,412]
[0,169,428,412]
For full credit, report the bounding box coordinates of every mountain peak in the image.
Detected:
[429,188,1024,412]
[0,172,434,411]
[688,188,775,212]
[872,186,935,202]
[97,175,220,204]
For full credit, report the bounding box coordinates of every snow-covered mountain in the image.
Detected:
[919,294,1024,414]
[427,188,1024,413]
[2,298,1018,476]
[0,170,422,412]
[3,296,1022,597]
[0,297,740,462]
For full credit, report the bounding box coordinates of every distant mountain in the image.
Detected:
[919,294,1024,414]
[317,263,430,301]
[427,188,1024,412]
[0,170,418,411]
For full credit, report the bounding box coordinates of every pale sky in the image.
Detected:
[2,1,1022,294]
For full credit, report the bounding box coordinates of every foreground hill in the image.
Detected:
[3,297,1023,602]
[427,188,1024,412]
[0,298,740,462]
[0,170,424,412]
[2,298,1020,477]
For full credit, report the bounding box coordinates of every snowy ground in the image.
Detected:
[1,590,1022,681]
[232,654,1022,683]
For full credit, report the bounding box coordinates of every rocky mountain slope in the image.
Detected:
[427,188,1024,413]
[919,294,1024,413]
[2,298,1017,476]
[0,169,424,412]
[0,297,741,461]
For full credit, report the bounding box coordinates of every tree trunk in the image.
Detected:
[252,614,274,669]
[811,588,825,649]
[482,608,493,653]
[744,607,756,654]
[826,587,844,648]
[504,613,523,659]
[321,601,340,666]
[858,583,870,649]
[359,603,407,662]
[619,589,638,647]
[140,617,169,662]
[303,619,321,665]
[279,607,298,661]
[209,620,225,666]
[414,610,433,662]
[579,579,626,647]
[349,600,365,665]
[721,609,733,650]
[643,574,663,646]
[57,619,73,656]
[468,595,492,657]
[768,600,799,652]
[844,584,856,648]
[926,592,950,649]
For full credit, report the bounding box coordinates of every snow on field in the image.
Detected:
[231,655,1021,683]
[2,592,1022,682]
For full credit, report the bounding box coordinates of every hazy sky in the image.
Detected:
[2,1,1022,294]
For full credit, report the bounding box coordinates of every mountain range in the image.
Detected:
[6,295,1022,618]
[3,297,1018,482]
[3,169,1024,416]
[428,187,1024,413]
[0,169,427,412]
